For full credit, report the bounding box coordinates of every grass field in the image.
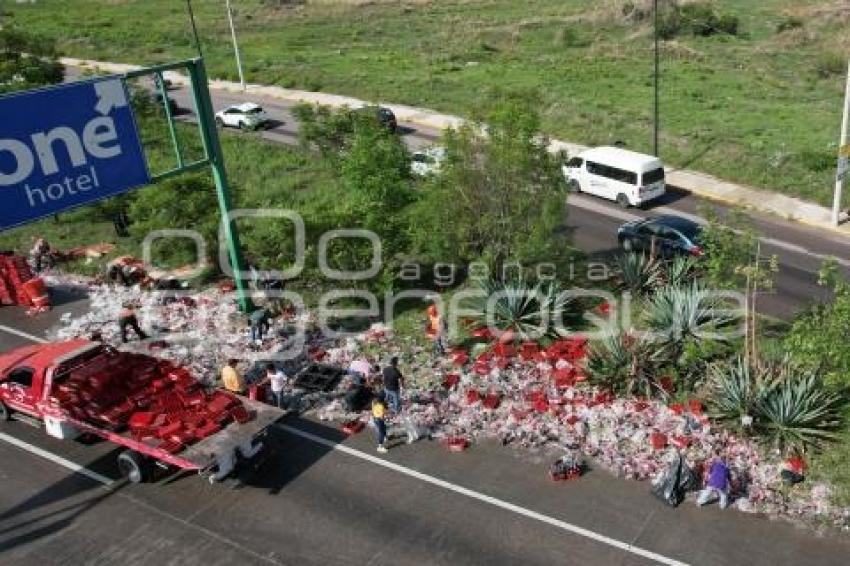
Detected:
[5,0,850,205]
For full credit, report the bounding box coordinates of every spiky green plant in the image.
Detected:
[659,255,699,288]
[615,252,660,296]
[708,357,766,426]
[709,357,848,452]
[756,369,847,452]
[586,332,668,398]
[469,277,574,340]
[644,283,737,346]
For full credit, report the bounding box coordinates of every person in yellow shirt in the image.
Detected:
[221,359,245,394]
[372,393,388,454]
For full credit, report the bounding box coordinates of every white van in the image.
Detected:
[562,146,665,207]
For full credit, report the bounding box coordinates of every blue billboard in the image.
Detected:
[0,76,150,230]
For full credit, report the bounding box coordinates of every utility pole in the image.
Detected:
[832,57,850,227]
[225,0,246,91]
[186,0,203,59]
[653,0,660,157]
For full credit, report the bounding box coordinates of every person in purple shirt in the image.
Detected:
[697,449,732,509]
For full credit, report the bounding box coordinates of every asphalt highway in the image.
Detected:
[2,296,850,565]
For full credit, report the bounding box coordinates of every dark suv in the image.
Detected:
[617,215,704,257]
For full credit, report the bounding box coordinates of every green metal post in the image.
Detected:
[155,71,184,168]
[186,58,252,313]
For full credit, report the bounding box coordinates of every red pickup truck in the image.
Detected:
[0,339,283,483]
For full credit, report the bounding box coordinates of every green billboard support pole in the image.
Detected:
[186,58,252,313]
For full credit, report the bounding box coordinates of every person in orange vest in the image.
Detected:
[427,303,446,357]
[118,303,148,343]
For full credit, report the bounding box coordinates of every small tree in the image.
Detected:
[410,89,569,274]
[0,26,63,94]
[129,174,219,267]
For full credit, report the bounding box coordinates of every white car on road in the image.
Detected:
[215,102,270,130]
[411,146,446,177]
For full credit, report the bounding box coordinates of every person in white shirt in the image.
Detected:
[260,363,289,408]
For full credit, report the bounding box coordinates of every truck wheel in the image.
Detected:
[0,401,10,421]
[215,117,224,128]
[567,179,581,193]
[117,450,150,484]
[616,193,630,208]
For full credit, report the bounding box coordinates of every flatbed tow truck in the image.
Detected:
[0,339,284,483]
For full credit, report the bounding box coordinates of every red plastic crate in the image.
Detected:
[194,420,222,439]
[441,373,460,390]
[341,420,365,435]
[482,393,501,410]
[650,432,668,450]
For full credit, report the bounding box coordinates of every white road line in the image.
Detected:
[278,424,689,566]
[0,431,114,486]
[0,325,48,344]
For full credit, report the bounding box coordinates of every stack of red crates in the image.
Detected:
[49,351,256,454]
[0,253,35,306]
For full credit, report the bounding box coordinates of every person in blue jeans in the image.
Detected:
[381,357,404,414]
[697,449,733,509]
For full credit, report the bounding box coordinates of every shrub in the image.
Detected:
[615,252,661,296]
[709,358,848,452]
[776,17,804,34]
[468,278,575,340]
[587,332,667,398]
[815,51,846,79]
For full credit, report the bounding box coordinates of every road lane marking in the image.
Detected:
[278,424,689,566]
[0,431,114,486]
[0,325,48,344]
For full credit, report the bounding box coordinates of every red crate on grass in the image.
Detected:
[492,343,516,358]
[472,361,490,376]
[451,352,469,367]
[465,389,481,405]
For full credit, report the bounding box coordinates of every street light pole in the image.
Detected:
[832,57,850,227]
[653,0,660,157]
[225,0,246,91]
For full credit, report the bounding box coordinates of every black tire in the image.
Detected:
[215,117,224,128]
[0,401,11,421]
[238,121,246,131]
[567,179,581,193]
[616,193,630,208]
[117,450,150,484]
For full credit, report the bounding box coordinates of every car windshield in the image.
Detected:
[245,107,264,115]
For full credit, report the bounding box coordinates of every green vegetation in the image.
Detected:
[5,0,849,205]
[410,89,569,271]
[708,357,847,453]
[0,25,63,93]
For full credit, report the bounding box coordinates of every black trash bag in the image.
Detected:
[651,454,695,508]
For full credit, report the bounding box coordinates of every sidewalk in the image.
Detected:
[63,57,850,238]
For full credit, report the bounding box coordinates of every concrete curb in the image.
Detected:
[62,57,850,238]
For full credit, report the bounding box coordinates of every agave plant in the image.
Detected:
[643,283,736,346]
[709,357,848,451]
[586,332,668,398]
[708,357,767,427]
[756,368,847,452]
[615,252,660,296]
[659,255,699,288]
[469,277,575,341]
